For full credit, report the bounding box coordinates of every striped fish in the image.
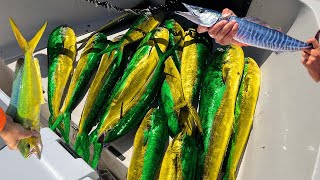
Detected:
[176,3,320,52]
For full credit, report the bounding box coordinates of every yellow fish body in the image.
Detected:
[7,18,47,158]
[203,45,244,179]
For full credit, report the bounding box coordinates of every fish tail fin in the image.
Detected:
[50,112,71,143]
[9,18,28,52]
[60,113,71,144]
[74,134,91,163]
[48,115,55,127]
[89,130,105,169]
[9,18,47,53]
[29,21,47,53]
[91,140,103,169]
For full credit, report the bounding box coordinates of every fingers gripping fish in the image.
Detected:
[176,3,320,52]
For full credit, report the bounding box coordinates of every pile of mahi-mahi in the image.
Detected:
[47,14,260,180]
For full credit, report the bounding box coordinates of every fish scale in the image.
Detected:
[176,3,318,52]
[228,16,310,52]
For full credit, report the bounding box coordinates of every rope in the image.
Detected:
[82,0,179,14]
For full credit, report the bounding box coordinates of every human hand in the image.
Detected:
[0,115,38,150]
[302,38,320,82]
[197,8,240,46]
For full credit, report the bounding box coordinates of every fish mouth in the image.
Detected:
[174,11,201,25]
[181,2,198,14]
[175,3,203,25]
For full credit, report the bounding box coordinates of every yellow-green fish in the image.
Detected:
[47,25,76,135]
[74,15,160,161]
[160,20,185,136]
[177,29,211,133]
[223,57,261,180]
[6,18,47,158]
[203,45,244,180]
[90,27,179,168]
[158,107,197,180]
[127,108,168,180]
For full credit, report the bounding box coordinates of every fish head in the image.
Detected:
[175,3,221,27]
[18,136,42,159]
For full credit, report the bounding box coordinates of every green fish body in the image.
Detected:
[160,57,184,137]
[196,47,228,179]
[127,108,168,180]
[90,27,179,168]
[178,29,211,133]
[50,33,109,143]
[6,18,47,158]
[202,45,245,180]
[160,20,185,136]
[74,15,160,160]
[47,25,76,134]
[159,131,197,180]
[223,57,261,180]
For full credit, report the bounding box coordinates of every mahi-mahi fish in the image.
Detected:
[6,18,47,158]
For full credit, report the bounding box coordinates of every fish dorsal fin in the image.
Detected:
[243,16,270,28]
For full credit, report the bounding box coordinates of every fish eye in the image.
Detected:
[199,9,204,13]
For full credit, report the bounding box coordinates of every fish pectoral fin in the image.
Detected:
[9,18,47,53]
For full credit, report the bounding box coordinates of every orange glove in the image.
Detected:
[0,107,6,132]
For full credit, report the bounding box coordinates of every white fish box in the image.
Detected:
[0,89,99,180]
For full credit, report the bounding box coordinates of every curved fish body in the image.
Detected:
[160,57,184,136]
[127,108,168,180]
[51,33,109,143]
[47,25,76,133]
[158,128,197,180]
[90,27,178,168]
[74,15,160,160]
[223,57,261,180]
[6,18,47,158]
[178,29,211,133]
[161,20,185,136]
[176,3,313,52]
[196,48,227,179]
[202,45,244,180]
[73,48,117,161]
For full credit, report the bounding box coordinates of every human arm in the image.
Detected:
[301,38,320,82]
[0,108,38,150]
